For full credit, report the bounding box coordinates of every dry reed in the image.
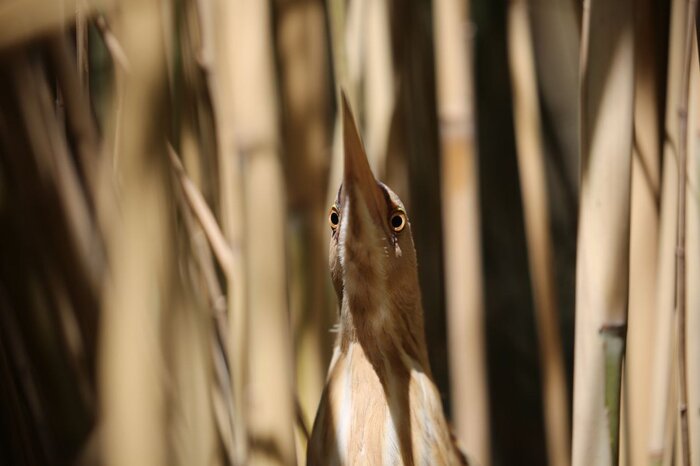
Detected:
[572,0,635,464]
[623,1,664,465]
[648,0,687,463]
[507,2,570,465]
[433,0,490,464]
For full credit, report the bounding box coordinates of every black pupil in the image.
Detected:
[391,214,403,229]
[330,211,339,225]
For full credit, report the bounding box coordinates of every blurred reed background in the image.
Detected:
[0,0,698,465]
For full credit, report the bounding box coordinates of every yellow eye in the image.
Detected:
[389,209,406,232]
[329,206,340,230]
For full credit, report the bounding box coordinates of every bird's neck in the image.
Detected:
[336,291,431,375]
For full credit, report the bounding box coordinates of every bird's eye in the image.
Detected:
[389,210,406,232]
[329,206,340,230]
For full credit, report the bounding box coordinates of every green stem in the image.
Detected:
[602,324,626,466]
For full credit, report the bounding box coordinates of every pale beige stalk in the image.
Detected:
[433,0,489,464]
[648,0,687,462]
[204,0,252,460]
[325,0,362,205]
[99,1,170,465]
[175,149,235,465]
[674,2,697,464]
[169,291,219,466]
[363,0,394,178]
[623,0,663,464]
[163,124,220,466]
[344,0,364,105]
[572,0,634,464]
[507,2,569,465]
[227,0,296,464]
[687,33,700,466]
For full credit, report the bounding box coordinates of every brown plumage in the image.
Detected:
[306,94,469,466]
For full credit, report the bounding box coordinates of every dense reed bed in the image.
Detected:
[0,1,698,465]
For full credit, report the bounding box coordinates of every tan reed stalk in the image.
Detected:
[506,2,569,465]
[572,0,634,464]
[170,136,231,465]
[202,0,252,460]
[99,1,171,465]
[325,0,360,204]
[164,131,220,465]
[648,0,688,462]
[674,1,698,464]
[432,0,490,464]
[166,280,219,466]
[226,0,296,464]
[363,0,394,178]
[686,32,700,466]
[623,1,664,465]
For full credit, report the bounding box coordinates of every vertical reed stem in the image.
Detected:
[572,0,634,464]
[433,0,490,463]
[676,2,698,465]
[507,2,570,465]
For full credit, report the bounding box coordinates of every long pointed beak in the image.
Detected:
[341,92,386,229]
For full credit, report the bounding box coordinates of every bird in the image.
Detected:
[306,93,469,466]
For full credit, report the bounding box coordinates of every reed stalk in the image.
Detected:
[686,33,700,466]
[226,0,296,464]
[648,0,687,462]
[325,0,359,203]
[363,0,394,178]
[165,133,219,463]
[572,0,635,464]
[507,2,570,465]
[169,142,235,464]
[203,0,252,460]
[675,1,698,464]
[99,1,171,465]
[432,0,489,464]
[623,1,664,465]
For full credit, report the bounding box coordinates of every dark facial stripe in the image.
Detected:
[335,184,343,207]
[378,182,396,211]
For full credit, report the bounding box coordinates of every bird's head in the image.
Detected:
[328,94,421,334]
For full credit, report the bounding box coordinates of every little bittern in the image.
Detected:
[307,95,469,466]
